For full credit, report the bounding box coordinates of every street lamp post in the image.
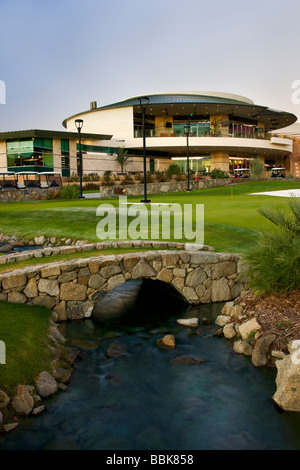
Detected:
[184,123,191,192]
[75,118,84,199]
[138,96,151,203]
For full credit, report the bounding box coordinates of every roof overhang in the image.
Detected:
[0,129,112,141]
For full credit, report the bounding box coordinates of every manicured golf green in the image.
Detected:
[0,180,299,253]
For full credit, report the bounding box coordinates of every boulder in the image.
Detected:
[52,367,71,384]
[156,334,176,349]
[273,340,300,412]
[221,301,235,316]
[169,355,205,365]
[34,371,58,398]
[34,236,46,246]
[252,334,277,367]
[215,315,231,327]
[239,318,261,341]
[0,244,12,253]
[177,318,199,328]
[223,323,237,340]
[32,405,46,416]
[11,385,34,416]
[233,340,253,357]
[106,341,127,359]
[0,390,10,409]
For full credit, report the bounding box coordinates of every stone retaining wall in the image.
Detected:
[0,188,54,203]
[0,250,245,322]
[100,179,233,198]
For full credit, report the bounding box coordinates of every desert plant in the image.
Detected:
[249,157,264,181]
[115,147,131,174]
[121,174,134,185]
[242,196,300,295]
[166,163,182,178]
[154,171,168,182]
[101,170,114,186]
[134,172,142,181]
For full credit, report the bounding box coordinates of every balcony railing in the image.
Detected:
[134,125,272,140]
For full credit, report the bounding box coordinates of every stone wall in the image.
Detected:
[100,179,233,198]
[0,188,55,203]
[0,250,245,322]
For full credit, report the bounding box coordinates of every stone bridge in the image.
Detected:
[0,250,245,321]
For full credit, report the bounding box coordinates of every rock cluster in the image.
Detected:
[215,297,282,368]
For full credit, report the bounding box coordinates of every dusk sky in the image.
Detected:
[1,0,300,132]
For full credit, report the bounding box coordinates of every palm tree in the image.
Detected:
[115,147,131,174]
[242,195,300,295]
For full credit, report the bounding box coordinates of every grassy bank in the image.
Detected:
[0,302,52,392]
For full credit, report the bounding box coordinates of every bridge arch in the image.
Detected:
[0,251,245,321]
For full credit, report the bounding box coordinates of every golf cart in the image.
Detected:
[39,172,62,189]
[16,171,40,189]
[233,168,250,178]
[0,172,17,190]
[271,167,286,178]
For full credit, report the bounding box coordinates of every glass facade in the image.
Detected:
[7,138,53,171]
[61,139,70,177]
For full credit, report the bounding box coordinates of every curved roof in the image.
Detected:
[98,92,253,109]
[63,92,297,131]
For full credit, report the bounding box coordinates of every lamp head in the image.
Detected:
[184,123,191,135]
[75,119,84,130]
[138,96,150,110]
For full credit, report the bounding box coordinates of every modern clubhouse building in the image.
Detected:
[0,91,299,177]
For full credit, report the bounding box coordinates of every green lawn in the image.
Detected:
[0,302,52,392]
[0,180,299,253]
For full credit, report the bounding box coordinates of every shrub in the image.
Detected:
[241,196,300,295]
[166,163,182,178]
[60,185,80,199]
[101,170,114,186]
[249,157,264,181]
[154,171,168,182]
[210,168,230,179]
[121,174,134,185]
[134,172,142,181]
[46,189,61,200]
[140,173,153,184]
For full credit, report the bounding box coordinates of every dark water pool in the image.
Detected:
[1,281,300,450]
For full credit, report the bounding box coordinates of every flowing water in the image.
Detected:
[1,280,300,450]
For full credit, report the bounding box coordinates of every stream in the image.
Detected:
[1,280,300,450]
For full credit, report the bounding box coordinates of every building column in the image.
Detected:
[210,151,230,173]
[52,138,62,173]
[69,139,78,176]
[0,140,7,171]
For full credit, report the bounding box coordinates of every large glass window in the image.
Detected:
[7,138,53,171]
